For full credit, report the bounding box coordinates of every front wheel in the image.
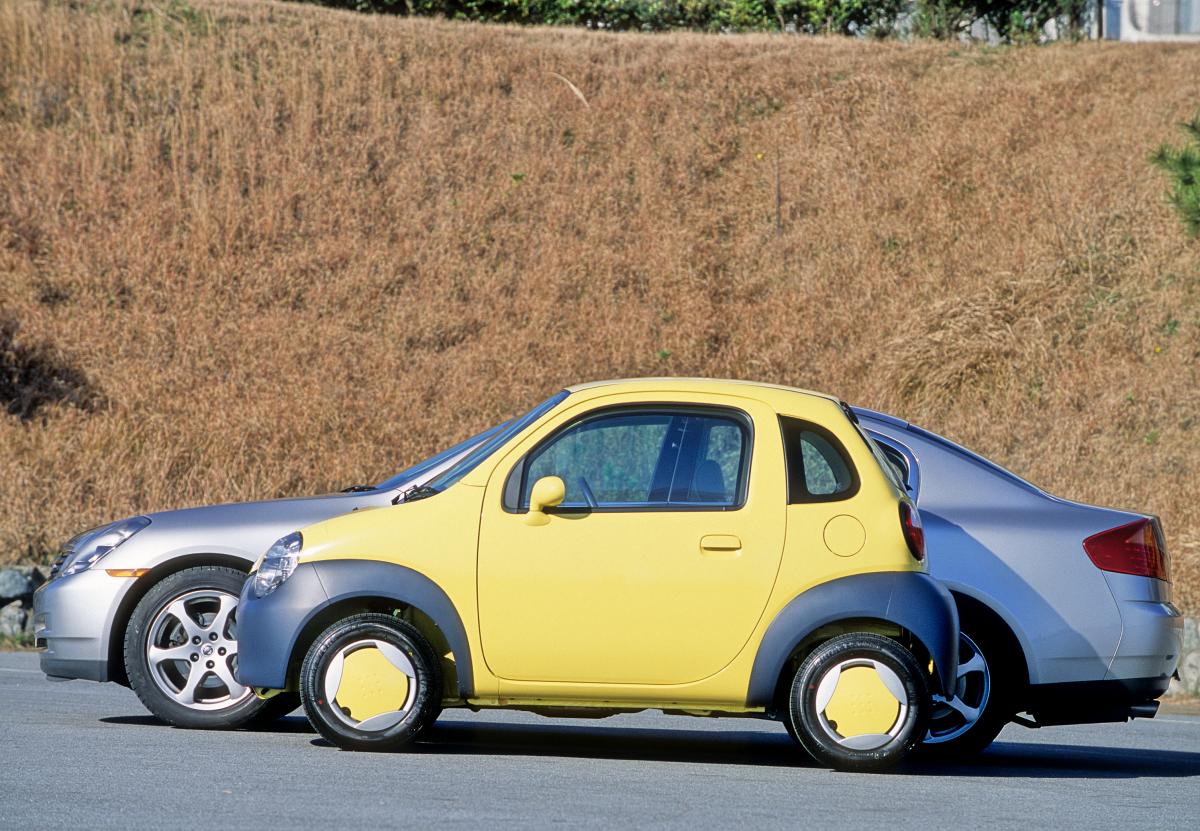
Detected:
[787,633,930,772]
[300,613,442,752]
[124,566,298,729]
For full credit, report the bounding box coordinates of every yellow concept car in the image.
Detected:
[236,379,958,771]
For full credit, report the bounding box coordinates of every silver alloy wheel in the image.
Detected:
[925,633,990,743]
[324,639,417,732]
[145,588,252,711]
[813,658,910,751]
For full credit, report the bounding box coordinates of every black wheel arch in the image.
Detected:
[234,559,475,700]
[747,571,960,709]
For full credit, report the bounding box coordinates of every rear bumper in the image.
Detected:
[1026,676,1171,726]
[1104,573,1182,682]
[32,569,131,683]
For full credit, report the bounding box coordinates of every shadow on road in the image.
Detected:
[100,713,316,734]
[304,719,1200,779]
[101,711,1200,779]
[913,740,1200,779]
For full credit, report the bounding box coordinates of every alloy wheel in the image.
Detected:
[145,589,252,711]
[925,632,990,743]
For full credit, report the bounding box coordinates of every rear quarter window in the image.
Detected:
[780,417,860,503]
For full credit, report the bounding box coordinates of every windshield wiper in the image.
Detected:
[340,485,377,493]
[391,484,440,505]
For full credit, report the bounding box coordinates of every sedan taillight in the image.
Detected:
[900,502,925,562]
[1083,519,1170,582]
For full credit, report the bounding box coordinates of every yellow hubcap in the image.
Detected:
[325,640,416,732]
[814,660,908,750]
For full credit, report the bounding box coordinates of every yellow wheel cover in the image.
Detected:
[814,660,907,750]
[325,640,415,732]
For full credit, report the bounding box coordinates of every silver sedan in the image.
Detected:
[855,406,1182,756]
[32,423,505,728]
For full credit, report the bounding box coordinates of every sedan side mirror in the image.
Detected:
[526,476,566,526]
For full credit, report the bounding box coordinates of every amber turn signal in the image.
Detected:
[105,568,149,578]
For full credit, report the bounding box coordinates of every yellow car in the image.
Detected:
[236,379,958,771]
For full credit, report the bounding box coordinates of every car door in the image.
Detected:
[476,394,786,687]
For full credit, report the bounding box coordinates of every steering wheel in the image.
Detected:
[577,476,599,509]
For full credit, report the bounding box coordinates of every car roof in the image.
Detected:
[565,377,841,404]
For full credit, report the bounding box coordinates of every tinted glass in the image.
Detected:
[526,413,671,506]
[374,421,511,491]
[519,409,748,509]
[781,417,858,503]
[426,391,569,491]
[876,443,911,491]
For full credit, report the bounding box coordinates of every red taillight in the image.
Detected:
[1083,519,1170,582]
[900,502,925,562]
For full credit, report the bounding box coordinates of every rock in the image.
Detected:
[0,600,28,640]
[0,567,38,605]
[1179,617,1200,697]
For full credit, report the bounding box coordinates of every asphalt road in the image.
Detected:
[2,652,1198,830]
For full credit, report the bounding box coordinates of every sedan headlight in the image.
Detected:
[253,532,303,598]
[60,516,151,577]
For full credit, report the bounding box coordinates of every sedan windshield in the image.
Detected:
[374,421,512,491]
[421,390,570,493]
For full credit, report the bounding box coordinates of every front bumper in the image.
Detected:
[33,568,133,682]
[235,562,330,690]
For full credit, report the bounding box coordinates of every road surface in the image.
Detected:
[1,652,1197,829]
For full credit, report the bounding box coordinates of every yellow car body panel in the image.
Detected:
[289,379,926,710]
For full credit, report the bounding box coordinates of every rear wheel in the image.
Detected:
[787,633,929,772]
[124,566,298,728]
[921,627,1014,757]
[300,613,441,751]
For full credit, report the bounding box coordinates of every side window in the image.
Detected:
[876,442,911,492]
[514,409,750,510]
[780,416,859,503]
[525,413,671,507]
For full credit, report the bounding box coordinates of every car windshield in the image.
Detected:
[421,390,570,493]
[374,421,512,491]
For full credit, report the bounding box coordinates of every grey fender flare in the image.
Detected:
[236,560,474,697]
[745,571,959,707]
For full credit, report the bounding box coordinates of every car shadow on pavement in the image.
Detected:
[99,713,317,734]
[321,721,814,768]
[909,740,1200,779]
[305,721,1200,778]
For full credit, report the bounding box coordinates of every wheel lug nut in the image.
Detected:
[192,636,201,644]
[209,632,218,641]
[190,654,199,662]
[206,660,215,669]
[218,647,226,656]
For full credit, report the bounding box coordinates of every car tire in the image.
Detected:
[787,633,930,772]
[921,626,1015,758]
[124,565,299,729]
[300,613,441,752]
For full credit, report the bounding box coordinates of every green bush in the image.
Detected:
[302,0,1092,39]
[1150,113,1200,239]
[313,0,906,32]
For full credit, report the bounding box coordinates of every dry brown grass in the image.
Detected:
[1,0,1198,610]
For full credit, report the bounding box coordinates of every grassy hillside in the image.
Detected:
[1,0,1197,610]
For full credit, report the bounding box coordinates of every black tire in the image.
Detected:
[300,613,441,752]
[920,625,1016,758]
[787,633,930,772]
[124,565,299,729]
